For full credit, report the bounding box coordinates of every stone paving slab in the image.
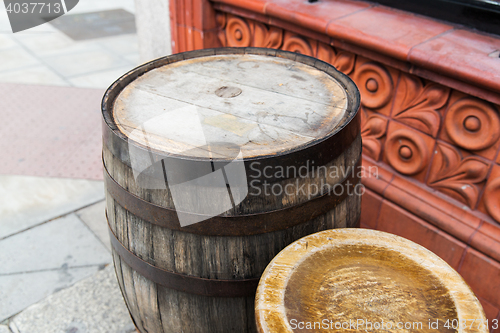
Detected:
[43,47,131,78]
[0,1,139,88]
[0,65,69,86]
[12,29,76,58]
[10,265,135,333]
[0,213,111,275]
[76,200,110,251]
[69,0,135,15]
[68,65,137,89]
[0,214,111,321]
[0,325,11,333]
[51,9,136,41]
[0,47,41,72]
[99,34,139,56]
[0,266,103,323]
[0,175,104,239]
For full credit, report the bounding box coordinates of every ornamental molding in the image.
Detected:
[215,12,500,224]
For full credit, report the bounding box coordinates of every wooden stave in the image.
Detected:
[102,47,363,333]
[103,136,362,279]
[104,142,361,333]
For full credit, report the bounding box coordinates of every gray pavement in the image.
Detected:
[0,177,134,331]
[0,175,104,239]
[0,0,139,88]
[0,1,143,330]
[76,201,110,252]
[0,176,112,322]
[9,265,135,333]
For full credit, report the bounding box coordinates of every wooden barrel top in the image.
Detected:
[111,53,349,159]
[255,229,487,333]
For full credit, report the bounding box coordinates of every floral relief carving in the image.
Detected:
[217,14,284,48]
[281,32,313,56]
[384,128,431,176]
[444,97,500,151]
[428,143,489,207]
[393,74,450,137]
[253,22,283,48]
[225,15,252,47]
[484,177,500,223]
[216,12,227,46]
[317,43,356,75]
[352,62,394,110]
[218,13,358,75]
[215,11,500,223]
[360,109,387,161]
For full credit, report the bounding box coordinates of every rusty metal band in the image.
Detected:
[107,217,259,297]
[104,156,361,237]
[101,47,361,183]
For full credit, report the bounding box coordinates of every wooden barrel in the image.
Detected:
[256,229,488,333]
[102,48,361,333]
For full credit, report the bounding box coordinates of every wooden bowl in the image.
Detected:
[255,229,487,333]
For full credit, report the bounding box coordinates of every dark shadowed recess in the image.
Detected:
[371,0,500,36]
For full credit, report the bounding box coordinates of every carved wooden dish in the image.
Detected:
[255,229,487,333]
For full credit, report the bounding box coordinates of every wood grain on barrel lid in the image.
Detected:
[112,54,348,159]
[255,229,487,333]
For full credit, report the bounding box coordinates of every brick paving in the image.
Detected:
[0,83,104,180]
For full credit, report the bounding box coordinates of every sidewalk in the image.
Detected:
[0,1,141,332]
[0,178,134,333]
[0,0,138,88]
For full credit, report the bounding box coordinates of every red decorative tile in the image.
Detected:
[470,221,500,266]
[360,108,389,161]
[193,29,204,50]
[383,121,436,183]
[279,30,317,57]
[349,55,399,116]
[175,0,192,28]
[459,247,500,309]
[391,72,450,138]
[174,25,186,52]
[360,156,393,195]
[390,173,436,200]
[327,6,452,61]
[382,180,478,243]
[439,91,500,161]
[409,29,500,93]
[212,0,268,15]
[175,25,194,52]
[360,188,383,229]
[477,296,500,329]
[193,0,218,31]
[390,172,483,231]
[477,165,500,224]
[265,0,370,34]
[204,30,222,48]
[377,200,467,270]
[478,221,500,244]
[409,65,500,107]
[427,140,490,209]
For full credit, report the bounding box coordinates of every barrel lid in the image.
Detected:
[102,48,359,163]
[255,229,487,333]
